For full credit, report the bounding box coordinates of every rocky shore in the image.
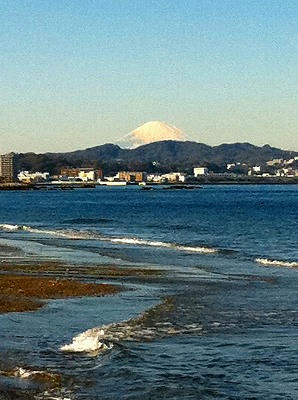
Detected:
[0,258,163,313]
[0,242,164,399]
[0,274,120,313]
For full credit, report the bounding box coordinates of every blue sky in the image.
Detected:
[1,0,298,152]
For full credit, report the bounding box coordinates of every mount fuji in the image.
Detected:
[116,121,188,149]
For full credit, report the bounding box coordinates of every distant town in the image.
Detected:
[0,151,297,189]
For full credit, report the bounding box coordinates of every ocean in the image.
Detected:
[0,184,297,399]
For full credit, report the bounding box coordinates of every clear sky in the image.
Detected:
[1,0,297,153]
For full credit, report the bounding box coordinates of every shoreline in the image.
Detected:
[0,178,297,191]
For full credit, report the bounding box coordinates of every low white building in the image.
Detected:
[226,163,235,170]
[266,159,283,166]
[276,168,298,177]
[248,165,262,176]
[78,170,96,182]
[18,171,49,183]
[147,174,164,183]
[101,176,116,182]
[194,167,208,177]
[99,173,122,182]
[146,173,186,183]
[162,172,186,183]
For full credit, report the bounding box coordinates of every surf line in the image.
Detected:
[255,257,298,268]
[0,224,218,254]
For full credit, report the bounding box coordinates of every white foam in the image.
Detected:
[60,323,150,355]
[176,245,217,254]
[35,389,73,400]
[39,396,71,400]
[0,224,20,231]
[60,301,204,356]
[60,328,113,353]
[255,257,298,268]
[110,237,217,253]
[11,366,60,382]
[13,367,40,379]
[0,223,217,254]
[61,319,203,355]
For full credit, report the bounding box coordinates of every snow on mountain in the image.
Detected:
[116,121,187,149]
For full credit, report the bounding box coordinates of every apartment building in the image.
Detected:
[118,171,146,182]
[0,153,14,181]
[60,167,103,181]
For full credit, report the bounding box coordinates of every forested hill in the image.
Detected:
[14,141,297,175]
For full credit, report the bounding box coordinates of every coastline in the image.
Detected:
[0,178,297,191]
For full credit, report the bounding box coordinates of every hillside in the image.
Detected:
[14,141,297,175]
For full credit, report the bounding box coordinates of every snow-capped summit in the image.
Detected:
[116,121,187,149]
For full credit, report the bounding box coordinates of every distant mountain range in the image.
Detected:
[14,140,298,175]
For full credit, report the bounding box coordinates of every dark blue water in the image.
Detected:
[0,185,297,399]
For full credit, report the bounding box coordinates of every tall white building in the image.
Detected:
[0,153,14,181]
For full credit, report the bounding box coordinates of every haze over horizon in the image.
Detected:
[1,0,298,153]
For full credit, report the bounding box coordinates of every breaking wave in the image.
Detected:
[60,330,113,354]
[0,224,217,254]
[0,224,20,231]
[108,237,217,253]
[60,299,203,355]
[255,258,298,268]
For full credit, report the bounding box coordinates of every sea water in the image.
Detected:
[0,185,297,399]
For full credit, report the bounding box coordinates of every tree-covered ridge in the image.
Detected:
[14,141,297,175]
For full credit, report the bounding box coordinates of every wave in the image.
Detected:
[60,299,203,355]
[0,223,218,254]
[255,258,298,268]
[60,329,113,354]
[0,224,21,231]
[108,237,217,253]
